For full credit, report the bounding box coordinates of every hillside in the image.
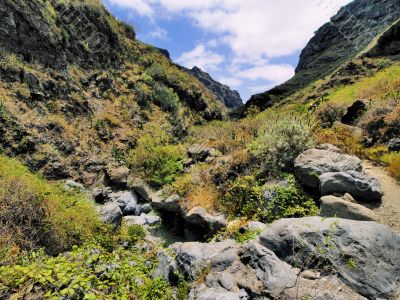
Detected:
[0,0,228,184]
[1,0,400,299]
[245,0,400,110]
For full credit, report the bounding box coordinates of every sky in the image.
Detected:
[103,0,352,101]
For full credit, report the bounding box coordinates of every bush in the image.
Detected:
[0,156,99,258]
[316,103,346,128]
[219,176,264,218]
[0,242,174,299]
[249,114,315,173]
[152,83,180,113]
[127,224,146,244]
[261,175,318,223]
[128,133,186,188]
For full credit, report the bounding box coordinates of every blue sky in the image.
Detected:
[103,0,352,101]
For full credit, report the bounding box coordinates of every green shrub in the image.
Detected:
[127,224,147,244]
[249,114,315,174]
[233,229,262,244]
[0,155,99,258]
[152,83,180,113]
[219,176,264,218]
[316,103,346,128]
[128,132,186,188]
[0,97,5,117]
[0,241,174,299]
[262,175,318,222]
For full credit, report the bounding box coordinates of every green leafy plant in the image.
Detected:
[127,224,147,245]
[233,229,262,244]
[262,175,318,223]
[249,114,315,174]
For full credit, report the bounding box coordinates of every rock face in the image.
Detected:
[341,100,367,125]
[294,148,362,188]
[245,0,400,110]
[319,195,377,221]
[259,217,400,299]
[319,171,382,202]
[183,66,243,109]
[388,138,400,152]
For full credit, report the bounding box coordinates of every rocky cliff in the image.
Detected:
[246,0,400,111]
[184,66,243,109]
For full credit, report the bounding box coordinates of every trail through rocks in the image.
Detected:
[363,160,400,232]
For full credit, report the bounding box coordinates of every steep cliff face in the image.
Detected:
[245,0,400,111]
[184,66,243,109]
[0,0,226,183]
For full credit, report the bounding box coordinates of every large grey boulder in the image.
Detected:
[127,177,154,202]
[109,191,138,210]
[319,171,382,202]
[152,194,183,214]
[98,202,123,227]
[172,240,237,281]
[294,148,362,188]
[259,217,400,299]
[188,144,218,162]
[241,242,297,296]
[185,207,227,231]
[123,213,161,226]
[319,195,377,221]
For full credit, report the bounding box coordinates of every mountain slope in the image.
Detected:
[245,0,400,111]
[0,0,227,184]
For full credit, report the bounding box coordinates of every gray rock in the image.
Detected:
[141,203,152,214]
[294,148,362,188]
[64,180,85,191]
[106,164,130,186]
[127,177,154,202]
[185,207,227,232]
[109,191,138,209]
[210,249,238,272]
[319,171,382,202]
[188,144,218,162]
[219,272,234,290]
[388,138,400,152]
[320,195,377,221]
[259,217,400,299]
[124,213,160,226]
[316,143,341,153]
[189,285,240,300]
[241,221,266,232]
[241,242,297,295]
[93,187,112,204]
[152,251,177,282]
[172,240,237,281]
[98,202,122,227]
[152,194,182,214]
[123,202,138,216]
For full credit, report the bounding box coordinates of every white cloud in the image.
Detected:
[148,27,168,40]
[106,0,154,16]
[176,44,225,72]
[237,63,295,82]
[218,76,243,88]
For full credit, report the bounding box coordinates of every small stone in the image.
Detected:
[219,272,234,290]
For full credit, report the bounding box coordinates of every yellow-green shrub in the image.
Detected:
[0,155,99,257]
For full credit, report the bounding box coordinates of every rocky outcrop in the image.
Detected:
[294,146,382,202]
[341,100,367,125]
[319,195,377,221]
[366,19,400,58]
[259,217,400,299]
[183,66,243,109]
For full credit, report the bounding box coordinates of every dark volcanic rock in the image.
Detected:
[341,100,367,125]
[183,66,242,109]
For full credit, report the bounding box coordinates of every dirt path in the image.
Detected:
[363,161,400,232]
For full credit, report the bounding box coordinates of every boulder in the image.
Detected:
[316,143,341,153]
[188,144,218,162]
[319,171,382,202]
[319,195,377,221]
[106,164,130,187]
[388,138,400,152]
[92,187,112,204]
[123,201,138,216]
[294,148,362,188]
[185,207,227,234]
[127,177,154,202]
[259,217,400,299]
[172,240,236,280]
[124,213,161,227]
[98,202,122,227]
[109,191,138,210]
[341,100,367,125]
[241,242,297,296]
[141,203,152,214]
[152,194,182,214]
